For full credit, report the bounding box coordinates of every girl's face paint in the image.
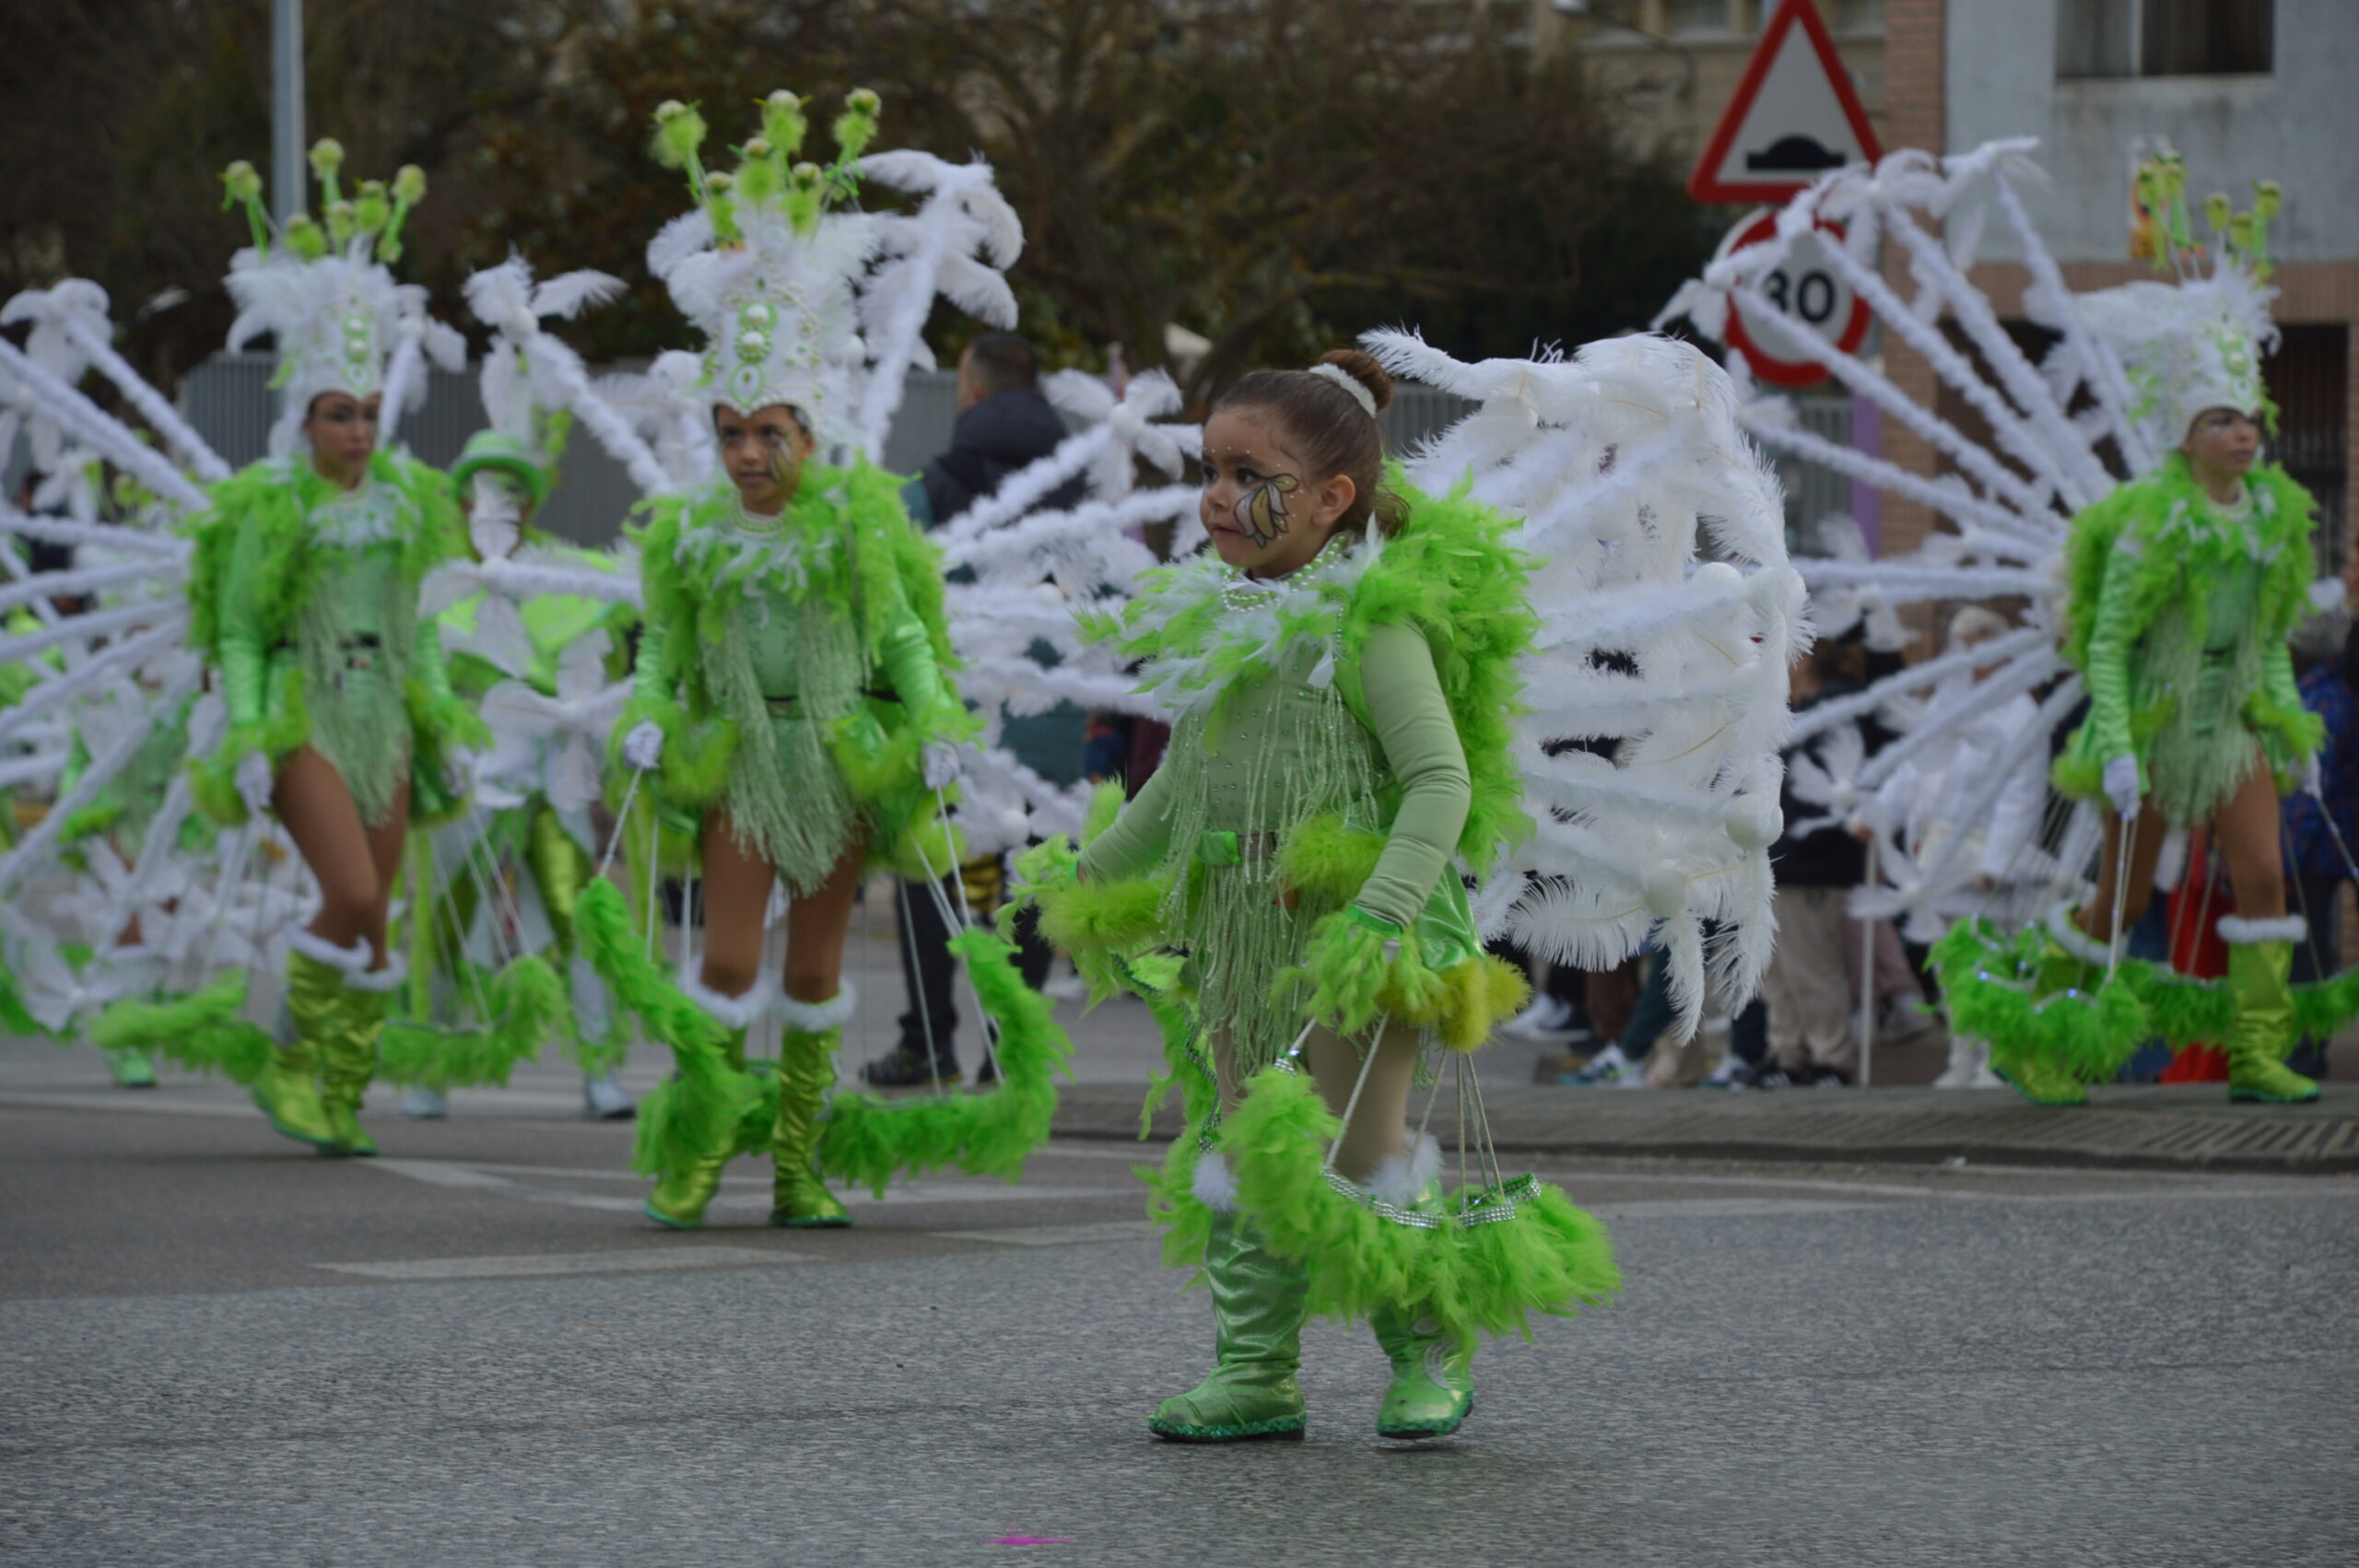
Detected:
[1198,407,1351,579]
[715,403,816,514]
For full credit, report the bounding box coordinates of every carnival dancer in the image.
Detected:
[1021,350,1629,1443]
[189,146,487,1154]
[598,93,985,1230]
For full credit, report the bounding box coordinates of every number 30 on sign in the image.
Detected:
[1717,210,1869,389]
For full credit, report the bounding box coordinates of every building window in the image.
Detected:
[2057,0,2272,79]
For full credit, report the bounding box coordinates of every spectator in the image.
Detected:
[864,334,1077,1088]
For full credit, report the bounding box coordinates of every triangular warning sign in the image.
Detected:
[1689,0,1882,204]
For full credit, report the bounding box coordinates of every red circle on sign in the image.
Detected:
[1719,212,1871,390]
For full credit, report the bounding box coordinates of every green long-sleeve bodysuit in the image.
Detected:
[2058,456,2321,826]
[1081,556,1478,1074]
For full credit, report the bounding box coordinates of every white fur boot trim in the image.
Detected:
[777,981,858,1035]
[2045,906,2112,968]
[346,952,410,993]
[288,929,373,973]
[2215,914,2308,946]
[1365,1132,1442,1209]
[1191,1152,1238,1211]
[678,968,763,1031]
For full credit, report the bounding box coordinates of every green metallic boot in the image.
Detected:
[254,953,342,1151]
[1371,1303,1476,1439]
[1993,919,2099,1107]
[1148,1211,1309,1442]
[771,1024,851,1228]
[2224,935,2320,1105]
[319,967,395,1157]
[645,1025,747,1230]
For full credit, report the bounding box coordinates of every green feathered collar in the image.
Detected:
[631,458,951,667]
[185,450,461,661]
[1096,468,1539,869]
[2060,454,2318,675]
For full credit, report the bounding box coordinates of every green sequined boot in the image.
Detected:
[1371,1302,1476,1439]
[318,973,390,1157]
[1148,1212,1309,1442]
[1993,932,2096,1107]
[2225,939,2320,1105]
[645,1026,747,1230]
[771,1025,851,1228]
[254,954,341,1151]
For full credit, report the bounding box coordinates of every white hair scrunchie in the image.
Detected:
[1306,362,1378,417]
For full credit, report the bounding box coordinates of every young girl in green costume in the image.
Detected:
[604,94,978,1231]
[2008,401,2324,1106]
[1994,213,2327,1106]
[1029,350,1614,1443]
[187,149,486,1156]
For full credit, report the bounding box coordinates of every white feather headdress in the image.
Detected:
[217,144,462,457]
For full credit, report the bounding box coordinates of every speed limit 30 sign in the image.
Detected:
[1718,210,1869,389]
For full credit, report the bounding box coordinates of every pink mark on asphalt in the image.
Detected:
[989,1537,1075,1546]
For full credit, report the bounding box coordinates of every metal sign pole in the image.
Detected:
[1857,836,1876,1089]
[272,0,305,224]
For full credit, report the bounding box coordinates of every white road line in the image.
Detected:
[930,1221,1157,1247]
[1588,1197,1886,1220]
[315,1246,809,1281]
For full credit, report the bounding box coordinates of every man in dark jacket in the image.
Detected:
[864,334,1080,1088]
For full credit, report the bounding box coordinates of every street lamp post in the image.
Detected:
[271,0,305,224]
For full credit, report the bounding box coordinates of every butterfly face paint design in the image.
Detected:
[1235,473,1301,549]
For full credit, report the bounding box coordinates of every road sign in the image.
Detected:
[1716,210,1868,389]
[1689,0,1883,205]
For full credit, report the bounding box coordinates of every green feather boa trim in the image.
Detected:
[377,953,566,1089]
[1277,909,1527,1052]
[1934,917,2359,1068]
[1140,995,1225,1280]
[89,975,273,1084]
[1930,920,2150,1082]
[189,686,313,827]
[605,693,738,814]
[633,1053,768,1180]
[1217,1063,1617,1342]
[1011,841,1167,1003]
[814,929,1073,1196]
[1278,814,1384,906]
[1335,472,1539,870]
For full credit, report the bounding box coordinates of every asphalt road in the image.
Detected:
[2,1041,2355,1566]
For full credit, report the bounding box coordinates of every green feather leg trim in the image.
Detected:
[1930,919,2151,1081]
[377,954,566,1090]
[816,928,1073,1196]
[2292,965,2359,1043]
[632,1052,768,1179]
[89,974,274,1084]
[1220,1063,1618,1342]
[1139,993,1222,1278]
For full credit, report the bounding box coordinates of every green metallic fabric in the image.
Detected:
[2225,941,2320,1103]
[770,1025,851,1226]
[252,953,341,1149]
[1371,1300,1475,1439]
[1146,1211,1309,1441]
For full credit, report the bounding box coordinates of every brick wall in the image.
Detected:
[1874,0,1945,567]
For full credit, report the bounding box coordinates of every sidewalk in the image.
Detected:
[1050,1079,2359,1176]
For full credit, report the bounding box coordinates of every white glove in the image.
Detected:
[2102,754,2142,820]
[621,720,665,772]
[235,750,275,817]
[921,741,960,791]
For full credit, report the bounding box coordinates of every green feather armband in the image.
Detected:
[608,693,738,813]
[188,692,311,827]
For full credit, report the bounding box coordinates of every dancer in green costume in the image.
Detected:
[185,147,487,1155]
[1023,351,1614,1444]
[601,94,984,1231]
[1994,170,2324,1108]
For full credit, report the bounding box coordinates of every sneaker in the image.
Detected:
[400,1086,449,1119]
[1504,994,1578,1042]
[860,1044,962,1089]
[582,1072,637,1121]
[1700,1053,1756,1090]
[1751,1065,1800,1090]
[1801,1064,1854,1087]
[1876,996,1938,1043]
[1558,1045,1643,1087]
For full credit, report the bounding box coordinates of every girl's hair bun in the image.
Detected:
[1316,347,1393,415]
